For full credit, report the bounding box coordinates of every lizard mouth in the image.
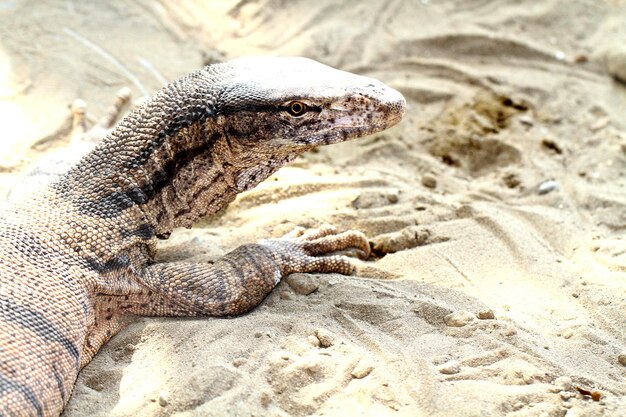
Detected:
[330,97,406,141]
[312,123,395,146]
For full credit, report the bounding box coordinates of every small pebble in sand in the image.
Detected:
[351,190,399,209]
[538,180,559,195]
[438,363,460,375]
[84,377,105,392]
[286,273,319,295]
[314,328,335,348]
[590,116,610,132]
[351,360,374,379]
[387,192,399,204]
[618,353,626,366]
[555,376,573,390]
[502,172,521,188]
[518,115,534,127]
[574,54,589,64]
[444,311,476,327]
[260,391,272,408]
[455,205,476,219]
[502,326,517,337]
[421,173,437,189]
[307,335,321,347]
[575,386,602,401]
[541,138,562,154]
[605,46,626,84]
[431,356,449,366]
[477,309,495,320]
[279,290,293,300]
[512,401,525,411]
[158,391,168,407]
[232,357,247,367]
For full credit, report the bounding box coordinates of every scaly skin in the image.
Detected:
[0,56,405,417]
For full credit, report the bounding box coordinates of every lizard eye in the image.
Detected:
[287,101,307,117]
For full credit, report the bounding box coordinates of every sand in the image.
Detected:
[0,1,624,416]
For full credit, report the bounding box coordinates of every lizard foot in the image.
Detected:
[259,225,371,276]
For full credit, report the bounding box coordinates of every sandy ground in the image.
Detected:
[1,1,625,416]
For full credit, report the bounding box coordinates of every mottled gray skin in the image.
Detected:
[0,57,405,417]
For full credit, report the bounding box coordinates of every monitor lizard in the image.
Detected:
[0,56,405,417]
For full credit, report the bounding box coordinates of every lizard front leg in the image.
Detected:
[135,225,370,317]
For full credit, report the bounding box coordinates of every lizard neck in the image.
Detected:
[60,68,298,239]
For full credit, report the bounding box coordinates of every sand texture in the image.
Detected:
[0,1,625,416]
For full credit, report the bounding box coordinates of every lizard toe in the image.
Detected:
[302,230,371,259]
[297,254,356,275]
[297,224,338,241]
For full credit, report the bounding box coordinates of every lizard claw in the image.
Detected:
[96,86,132,129]
[282,226,307,239]
[70,98,89,140]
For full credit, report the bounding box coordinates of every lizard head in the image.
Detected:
[70,57,407,233]
[214,57,406,153]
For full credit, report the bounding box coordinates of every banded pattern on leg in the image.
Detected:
[139,244,280,316]
[135,226,370,317]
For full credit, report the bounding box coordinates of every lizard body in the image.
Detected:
[0,57,405,417]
